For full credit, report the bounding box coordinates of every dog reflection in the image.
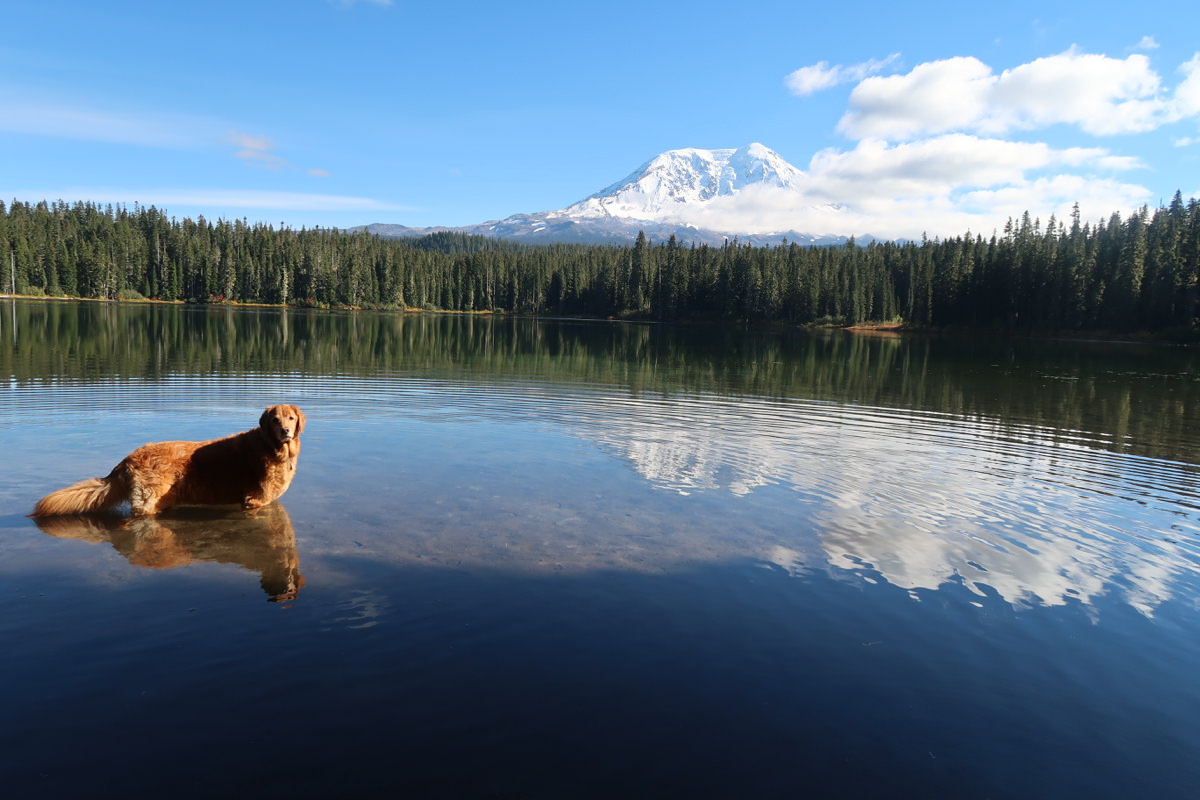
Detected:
[33,503,305,602]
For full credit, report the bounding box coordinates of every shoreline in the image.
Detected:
[1,292,1191,345]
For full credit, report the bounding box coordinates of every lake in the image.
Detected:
[2,298,1200,798]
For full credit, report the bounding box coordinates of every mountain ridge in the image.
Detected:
[361,144,856,247]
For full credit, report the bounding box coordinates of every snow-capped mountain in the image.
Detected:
[564,143,807,220]
[364,143,852,247]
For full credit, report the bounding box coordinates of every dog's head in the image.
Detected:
[260,405,305,445]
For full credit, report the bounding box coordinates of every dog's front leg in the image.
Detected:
[243,495,269,510]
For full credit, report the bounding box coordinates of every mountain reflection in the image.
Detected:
[33,503,304,602]
[9,299,1200,616]
[571,391,1200,616]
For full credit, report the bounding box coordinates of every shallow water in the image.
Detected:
[3,299,1200,798]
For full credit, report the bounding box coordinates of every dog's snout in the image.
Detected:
[262,407,302,443]
[277,415,297,439]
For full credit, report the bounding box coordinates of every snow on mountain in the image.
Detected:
[365,144,854,247]
[562,143,807,221]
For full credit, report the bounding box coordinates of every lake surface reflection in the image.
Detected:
[3,298,1200,798]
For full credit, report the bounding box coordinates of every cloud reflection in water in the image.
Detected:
[565,390,1200,616]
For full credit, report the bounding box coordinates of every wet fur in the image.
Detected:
[31,405,305,518]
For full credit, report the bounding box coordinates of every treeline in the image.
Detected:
[3,193,1199,333]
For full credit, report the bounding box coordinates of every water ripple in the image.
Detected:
[6,369,1200,616]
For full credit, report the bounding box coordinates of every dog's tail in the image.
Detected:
[31,467,130,517]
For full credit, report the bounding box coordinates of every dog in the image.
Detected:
[31,405,305,518]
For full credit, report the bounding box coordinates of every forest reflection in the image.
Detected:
[5,298,1200,466]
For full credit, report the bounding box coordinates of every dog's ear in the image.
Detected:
[260,406,275,430]
[292,406,306,435]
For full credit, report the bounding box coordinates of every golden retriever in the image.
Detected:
[31,405,305,518]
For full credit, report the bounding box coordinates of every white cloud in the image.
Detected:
[0,93,205,148]
[838,48,1200,140]
[785,62,842,96]
[226,130,290,170]
[1171,53,1200,119]
[0,87,333,181]
[811,135,1142,196]
[810,135,1058,196]
[2,187,412,214]
[226,132,274,151]
[146,189,407,211]
[650,133,1149,240]
[988,50,1164,135]
[224,130,335,179]
[785,54,900,96]
[837,56,996,140]
[762,47,1197,239]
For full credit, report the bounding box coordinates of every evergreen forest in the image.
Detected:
[3,193,1200,335]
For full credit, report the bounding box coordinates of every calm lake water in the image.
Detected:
[3,298,1200,798]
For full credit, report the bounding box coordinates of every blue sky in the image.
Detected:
[2,0,1199,240]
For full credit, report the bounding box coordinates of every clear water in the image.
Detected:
[3,299,1200,798]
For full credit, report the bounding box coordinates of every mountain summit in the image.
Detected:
[366,144,849,247]
[564,143,806,220]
